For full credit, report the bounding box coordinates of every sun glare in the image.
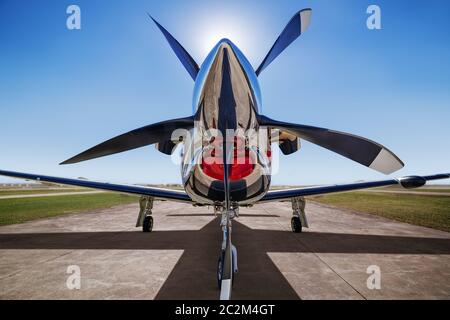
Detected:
[190,8,264,68]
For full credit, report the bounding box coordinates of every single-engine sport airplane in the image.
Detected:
[1,8,449,300]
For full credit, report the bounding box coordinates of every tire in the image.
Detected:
[218,250,236,289]
[143,216,153,232]
[217,255,223,288]
[291,216,302,233]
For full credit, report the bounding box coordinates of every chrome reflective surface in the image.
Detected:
[192,39,262,113]
[183,39,270,204]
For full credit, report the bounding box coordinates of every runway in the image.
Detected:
[0,201,449,299]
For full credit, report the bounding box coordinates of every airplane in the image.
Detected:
[1,8,449,300]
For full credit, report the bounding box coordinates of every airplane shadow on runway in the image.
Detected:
[0,217,449,299]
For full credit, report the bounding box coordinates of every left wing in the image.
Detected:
[0,170,192,203]
[260,173,450,202]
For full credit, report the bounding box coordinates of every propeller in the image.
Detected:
[256,8,312,76]
[258,115,404,174]
[61,116,195,164]
[148,14,199,81]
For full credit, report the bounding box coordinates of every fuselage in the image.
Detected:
[181,39,272,205]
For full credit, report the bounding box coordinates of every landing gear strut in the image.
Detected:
[291,196,308,233]
[136,196,154,232]
[217,206,238,300]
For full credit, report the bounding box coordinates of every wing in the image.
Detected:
[259,115,404,174]
[61,116,194,164]
[259,173,450,202]
[0,170,192,203]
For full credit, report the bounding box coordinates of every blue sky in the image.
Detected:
[0,0,449,185]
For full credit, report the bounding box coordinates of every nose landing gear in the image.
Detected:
[217,244,238,288]
[217,207,238,300]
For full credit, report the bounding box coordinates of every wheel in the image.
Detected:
[217,254,224,288]
[143,216,153,232]
[291,216,302,233]
[217,250,236,289]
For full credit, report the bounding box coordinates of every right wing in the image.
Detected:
[0,170,192,203]
[61,116,194,164]
[260,173,450,203]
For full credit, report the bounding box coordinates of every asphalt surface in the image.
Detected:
[0,201,449,299]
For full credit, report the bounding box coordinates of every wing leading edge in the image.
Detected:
[0,170,192,203]
[259,173,450,202]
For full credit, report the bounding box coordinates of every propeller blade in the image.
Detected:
[148,14,199,80]
[258,115,404,174]
[256,8,312,76]
[61,116,195,164]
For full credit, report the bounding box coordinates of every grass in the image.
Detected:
[0,193,138,226]
[417,189,450,193]
[312,192,450,232]
[0,188,91,196]
[376,186,450,193]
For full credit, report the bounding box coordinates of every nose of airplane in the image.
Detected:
[192,36,261,113]
[216,38,233,46]
[192,38,240,112]
[208,38,262,111]
[213,38,235,59]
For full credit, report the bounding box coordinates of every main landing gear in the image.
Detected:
[143,216,153,233]
[136,196,154,232]
[291,196,308,233]
[291,216,302,233]
[216,206,238,300]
